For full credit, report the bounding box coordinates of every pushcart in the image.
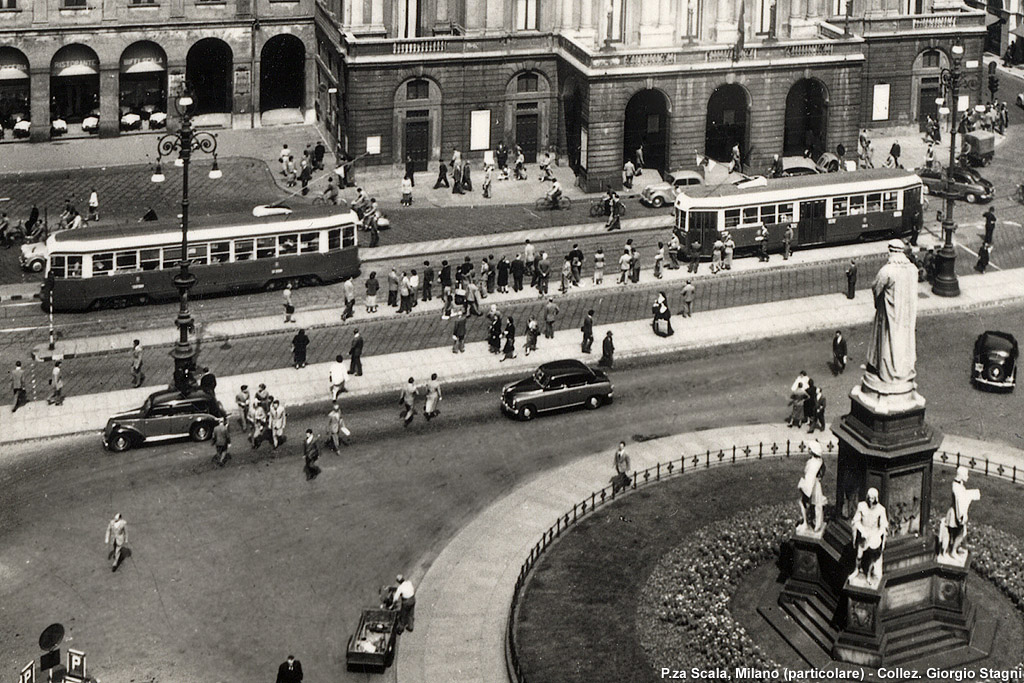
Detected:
[961,131,995,167]
[346,606,399,673]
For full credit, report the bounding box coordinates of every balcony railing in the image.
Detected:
[836,9,987,36]
[341,32,556,59]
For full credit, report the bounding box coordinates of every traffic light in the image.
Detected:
[989,74,1000,99]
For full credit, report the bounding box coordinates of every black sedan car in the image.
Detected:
[915,165,993,204]
[103,388,226,451]
[501,359,613,420]
[972,331,1018,392]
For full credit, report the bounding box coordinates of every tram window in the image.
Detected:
[116,251,139,272]
[235,238,254,261]
[188,244,209,265]
[833,197,848,216]
[163,246,181,268]
[300,232,320,253]
[675,210,686,230]
[850,196,865,215]
[760,205,776,224]
[140,248,161,270]
[690,211,717,234]
[742,207,759,225]
[68,256,83,278]
[50,255,66,278]
[328,228,341,251]
[279,233,299,256]
[210,242,230,263]
[256,237,277,259]
[866,193,882,213]
[883,191,898,211]
[93,252,114,276]
[778,203,794,223]
[724,209,741,229]
[342,225,356,248]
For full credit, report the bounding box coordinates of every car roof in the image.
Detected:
[538,359,592,375]
[667,170,702,180]
[782,157,818,170]
[978,331,1018,353]
[147,389,213,405]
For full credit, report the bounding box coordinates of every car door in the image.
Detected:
[145,403,180,438]
[563,373,591,406]
[540,376,568,411]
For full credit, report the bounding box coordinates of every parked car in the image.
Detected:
[972,331,1018,392]
[1016,92,1024,109]
[501,359,613,420]
[19,241,46,272]
[640,170,704,207]
[103,388,226,452]
[915,165,993,203]
[779,157,821,177]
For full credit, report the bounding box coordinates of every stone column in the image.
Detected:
[579,0,596,41]
[29,68,49,142]
[98,66,119,138]
[352,0,363,25]
[807,0,821,19]
[641,0,676,45]
[433,0,449,31]
[371,0,384,27]
[485,0,503,32]
[561,0,575,29]
[718,0,738,44]
[465,0,485,30]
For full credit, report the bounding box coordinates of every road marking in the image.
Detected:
[955,242,1002,271]
[0,300,39,309]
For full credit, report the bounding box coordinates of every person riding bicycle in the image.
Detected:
[601,188,615,216]
[352,187,371,217]
[546,179,563,209]
[321,175,340,205]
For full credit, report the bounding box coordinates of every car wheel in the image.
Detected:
[190,422,213,442]
[519,404,536,421]
[966,193,978,204]
[109,432,132,452]
[585,395,602,410]
[651,196,665,208]
[29,259,44,273]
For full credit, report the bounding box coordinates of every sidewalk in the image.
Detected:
[6,265,1022,445]
[32,233,922,361]
[394,423,1024,683]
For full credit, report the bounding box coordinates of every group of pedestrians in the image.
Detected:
[279,141,327,196]
[398,374,443,426]
[787,369,827,434]
[430,143,534,200]
[234,383,289,451]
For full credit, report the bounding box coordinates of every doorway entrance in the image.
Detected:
[186,38,233,114]
[260,34,305,113]
[623,89,669,172]
[783,79,828,158]
[705,84,748,163]
[405,116,429,172]
[516,109,539,163]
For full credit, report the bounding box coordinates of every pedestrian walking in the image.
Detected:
[387,268,400,307]
[983,207,997,244]
[433,160,450,189]
[330,354,347,399]
[365,272,380,313]
[581,309,595,353]
[497,255,510,293]
[593,247,606,285]
[653,242,664,279]
[283,283,296,323]
[723,234,735,270]
[756,224,770,262]
[681,279,695,318]
[810,389,827,434]
[401,175,413,206]
[845,259,858,299]
[612,441,631,492]
[668,233,681,270]
[10,360,26,413]
[348,330,364,376]
[804,379,819,431]
[536,252,550,295]
[250,399,269,448]
[291,328,310,369]
[975,242,992,273]
[466,280,482,316]
[652,292,674,337]
[342,278,356,320]
[606,192,624,231]
[424,373,442,420]
[422,261,434,301]
[298,158,312,196]
[105,512,128,571]
[88,188,99,222]
[559,256,571,294]
[480,257,492,297]
[399,272,413,314]
[618,248,631,284]
[623,159,636,189]
[130,339,145,387]
[303,430,321,481]
[314,140,326,170]
[500,317,517,361]
[47,360,64,406]
[235,385,251,430]
[688,239,702,273]
[276,655,303,683]
[482,165,493,198]
[212,417,231,467]
[452,310,467,353]
[543,297,559,339]
[488,314,503,354]
[462,161,473,192]
[269,399,287,449]
[524,240,536,280]
[394,574,416,632]
[783,224,794,260]
[399,377,417,427]
[451,158,464,194]
[279,144,291,175]
[599,331,615,368]
[326,403,349,452]
[711,237,723,273]
[787,382,808,428]
[510,254,524,292]
[832,330,848,375]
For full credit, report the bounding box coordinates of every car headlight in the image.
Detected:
[974,363,984,372]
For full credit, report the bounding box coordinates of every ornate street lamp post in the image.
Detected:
[151,91,221,393]
[932,39,979,298]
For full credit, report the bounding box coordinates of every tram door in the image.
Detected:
[798,199,827,244]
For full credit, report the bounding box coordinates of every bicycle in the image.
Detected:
[534,195,571,211]
[589,199,626,218]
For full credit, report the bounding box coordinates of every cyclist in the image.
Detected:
[321,175,340,205]
[545,179,563,209]
[351,187,371,217]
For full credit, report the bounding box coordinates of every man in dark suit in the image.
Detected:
[983,207,997,244]
[421,261,434,301]
[845,259,858,299]
[581,309,594,353]
[832,330,849,375]
[348,330,364,376]
[276,655,303,683]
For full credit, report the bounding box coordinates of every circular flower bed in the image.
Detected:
[637,504,1024,675]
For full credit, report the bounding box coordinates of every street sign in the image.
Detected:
[39,650,59,672]
[67,649,86,678]
[20,661,35,683]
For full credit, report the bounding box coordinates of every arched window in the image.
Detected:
[406,79,430,100]
[922,50,940,68]
[517,73,539,93]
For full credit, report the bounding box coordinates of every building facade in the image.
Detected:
[0,0,318,141]
[316,0,986,190]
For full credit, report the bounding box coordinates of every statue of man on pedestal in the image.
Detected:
[850,487,888,587]
[939,466,981,562]
[798,440,827,533]
[865,240,919,394]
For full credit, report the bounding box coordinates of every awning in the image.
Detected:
[0,49,29,81]
[120,42,166,74]
[51,45,99,78]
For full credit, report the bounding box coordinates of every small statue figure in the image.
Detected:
[850,488,888,587]
[797,441,827,533]
[938,466,981,562]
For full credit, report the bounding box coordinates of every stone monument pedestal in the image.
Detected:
[774,386,992,666]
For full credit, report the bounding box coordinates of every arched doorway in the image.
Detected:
[50,44,100,123]
[120,41,167,130]
[562,84,584,170]
[0,47,31,134]
[783,78,829,157]
[260,34,305,113]
[623,89,669,172]
[186,38,232,114]
[911,49,949,131]
[393,77,442,170]
[705,84,748,163]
